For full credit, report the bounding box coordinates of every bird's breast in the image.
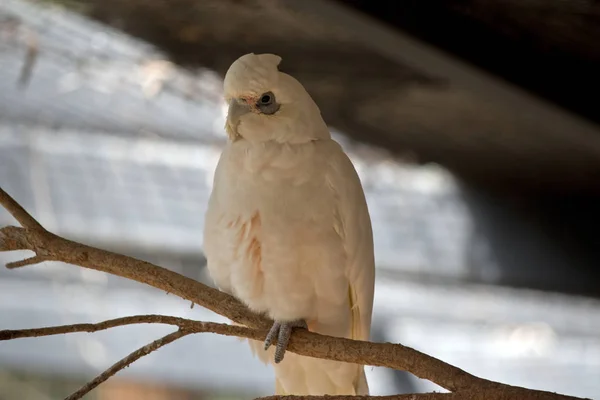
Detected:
[204,139,349,322]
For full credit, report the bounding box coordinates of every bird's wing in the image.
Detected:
[327,142,375,341]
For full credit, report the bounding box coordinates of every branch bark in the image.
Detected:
[0,187,590,400]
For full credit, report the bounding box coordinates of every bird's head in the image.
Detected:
[223,53,330,144]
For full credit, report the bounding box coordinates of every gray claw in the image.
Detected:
[263,319,307,363]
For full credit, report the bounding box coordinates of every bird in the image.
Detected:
[203,53,375,395]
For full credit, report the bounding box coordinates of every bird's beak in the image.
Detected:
[227,98,252,126]
[225,99,252,141]
[225,98,252,141]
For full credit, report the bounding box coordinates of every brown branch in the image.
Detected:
[0,216,482,393]
[64,329,190,400]
[0,186,590,400]
[0,188,44,230]
[255,389,581,400]
[6,254,49,269]
[0,315,587,400]
[0,187,270,331]
[256,395,454,400]
[255,391,580,400]
[0,315,264,342]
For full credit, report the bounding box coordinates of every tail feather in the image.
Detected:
[243,326,368,395]
[273,352,368,395]
[275,377,287,395]
[356,367,369,395]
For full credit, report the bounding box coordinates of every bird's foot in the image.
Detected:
[264,319,307,363]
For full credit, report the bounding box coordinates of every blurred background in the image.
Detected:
[1,0,600,399]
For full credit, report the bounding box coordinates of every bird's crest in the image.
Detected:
[224,53,282,99]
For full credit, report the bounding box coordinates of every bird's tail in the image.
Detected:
[273,352,368,395]
[247,338,368,395]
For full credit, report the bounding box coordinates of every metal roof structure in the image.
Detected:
[74,0,600,191]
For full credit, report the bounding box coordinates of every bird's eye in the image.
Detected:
[260,94,272,104]
[256,91,279,115]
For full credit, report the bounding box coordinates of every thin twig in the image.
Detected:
[0,315,264,342]
[0,187,44,230]
[6,254,48,269]
[64,329,189,400]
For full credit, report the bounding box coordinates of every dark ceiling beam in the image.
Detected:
[285,0,600,146]
[329,0,600,127]
[53,0,600,192]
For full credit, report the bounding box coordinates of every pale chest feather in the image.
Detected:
[203,139,350,324]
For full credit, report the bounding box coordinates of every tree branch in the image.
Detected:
[255,391,585,400]
[0,188,44,230]
[0,315,264,342]
[257,395,455,400]
[256,395,456,400]
[0,186,590,400]
[6,254,49,269]
[0,187,270,331]
[256,389,584,400]
[0,313,487,393]
[0,315,587,400]
[65,329,190,400]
